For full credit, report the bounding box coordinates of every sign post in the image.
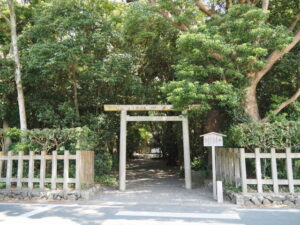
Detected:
[200,132,226,200]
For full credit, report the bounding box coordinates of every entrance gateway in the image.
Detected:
[104,105,192,191]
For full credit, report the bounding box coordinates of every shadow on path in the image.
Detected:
[92,158,222,206]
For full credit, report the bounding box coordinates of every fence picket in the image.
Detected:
[271,148,279,193]
[63,151,69,191]
[17,151,24,189]
[255,148,263,193]
[286,148,294,193]
[240,148,247,193]
[51,151,57,190]
[28,151,34,189]
[6,152,12,188]
[40,151,46,189]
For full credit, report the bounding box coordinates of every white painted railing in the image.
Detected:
[0,151,94,190]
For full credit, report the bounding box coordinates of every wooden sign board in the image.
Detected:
[200,132,226,147]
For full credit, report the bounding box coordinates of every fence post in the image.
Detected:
[28,151,34,190]
[51,151,57,190]
[75,151,81,190]
[40,151,46,189]
[255,148,263,193]
[271,148,279,193]
[6,151,12,189]
[240,148,247,194]
[0,151,3,178]
[286,148,294,193]
[63,151,69,191]
[17,151,24,189]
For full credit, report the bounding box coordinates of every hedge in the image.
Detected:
[0,127,96,153]
[229,121,300,149]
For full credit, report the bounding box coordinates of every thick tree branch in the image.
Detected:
[253,29,300,84]
[148,0,188,31]
[262,88,300,122]
[288,12,300,31]
[160,10,188,31]
[262,0,269,11]
[193,1,216,16]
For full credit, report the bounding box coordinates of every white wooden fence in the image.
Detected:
[216,148,300,194]
[0,151,94,190]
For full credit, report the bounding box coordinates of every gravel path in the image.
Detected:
[92,158,227,206]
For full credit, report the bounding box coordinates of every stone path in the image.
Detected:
[91,158,227,206]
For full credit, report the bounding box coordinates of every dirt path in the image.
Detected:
[92,158,224,206]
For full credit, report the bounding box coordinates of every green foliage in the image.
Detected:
[95,152,113,175]
[164,5,293,116]
[95,174,117,186]
[191,157,206,171]
[225,183,242,193]
[4,127,95,153]
[229,121,300,148]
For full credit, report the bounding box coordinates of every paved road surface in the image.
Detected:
[0,159,299,225]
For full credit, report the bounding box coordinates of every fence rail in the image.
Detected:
[0,150,94,191]
[216,147,300,194]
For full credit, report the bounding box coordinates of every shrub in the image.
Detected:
[3,127,96,153]
[229,121,300,149]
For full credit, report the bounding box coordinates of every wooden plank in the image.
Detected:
[244,153,255,158]
[17,151,24,189]
[271,148,279,193]
[105,105,174,111]
[75,151,81,190]
[255,148,263,193]
[126,116,183,122]
[221,150,225,181]
[234,149,241,187]
[0,152,3,178]
[63,151,69,191]
[28,151,34,189]
[40,151,46,189]
[51,151,57,190]
[104,104,201,112]
[216,148,221,180]
[230,148,235,184]
[286,148,294,193]
[6,151,12,188]
[240,148,247,193]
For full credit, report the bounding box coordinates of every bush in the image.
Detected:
[3,127,96,153]
[191,157,207,171]
[229,121,300,149]
[95,152,113,175]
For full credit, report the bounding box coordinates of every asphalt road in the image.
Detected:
[0,202,300,225]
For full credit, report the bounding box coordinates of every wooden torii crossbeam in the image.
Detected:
[104,105,192,191]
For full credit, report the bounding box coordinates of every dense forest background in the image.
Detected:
[0,0,299,179]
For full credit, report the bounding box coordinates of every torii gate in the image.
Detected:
[104,105,192,191]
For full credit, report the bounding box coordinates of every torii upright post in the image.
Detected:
[119,110,127,191]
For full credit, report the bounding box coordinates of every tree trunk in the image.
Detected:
[70,65,80,118]
[2,121,11,155]
[244,84,261,122]
[7,0,27,130]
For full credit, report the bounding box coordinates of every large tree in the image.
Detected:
[150,0,300,122]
